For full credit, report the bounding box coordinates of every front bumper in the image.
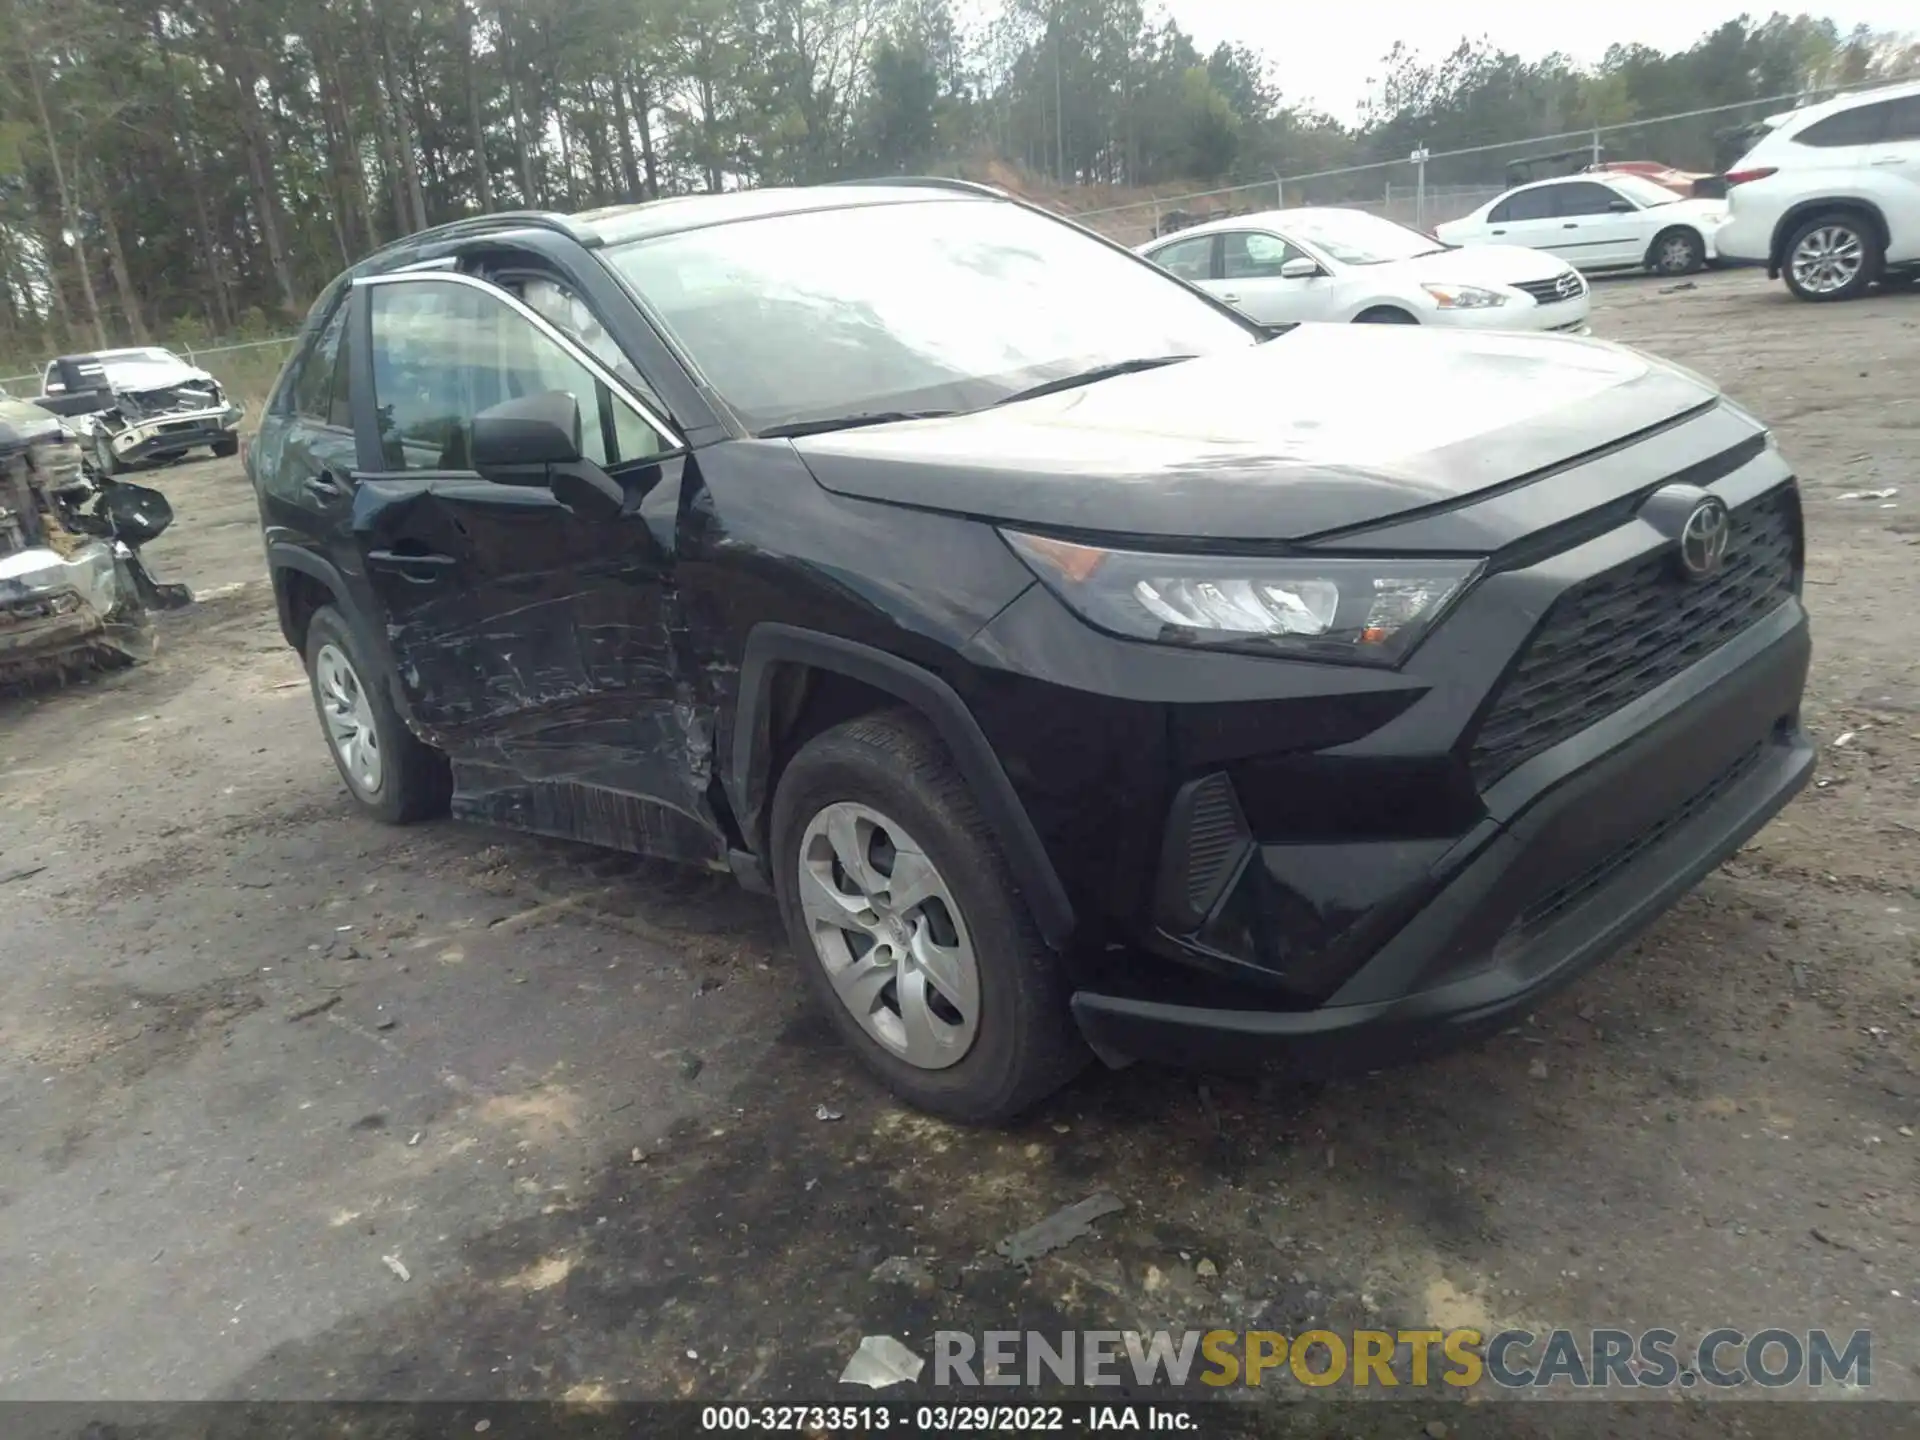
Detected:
[1434,295,1591,335]
[106,404,244,462]
[1072,602,1812,1074]
[1082,602,1812,1075]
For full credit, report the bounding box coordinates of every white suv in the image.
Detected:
[1714,80,1920,301]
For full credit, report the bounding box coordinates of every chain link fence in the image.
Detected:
[1071,71,1920,246]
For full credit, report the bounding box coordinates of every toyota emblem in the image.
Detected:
[1679,497,1731,580]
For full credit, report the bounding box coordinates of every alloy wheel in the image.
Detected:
[314,642,383,796]
[796,801,980,1070]
[1790,225,1863,295]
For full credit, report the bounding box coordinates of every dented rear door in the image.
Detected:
[346,270,727,865]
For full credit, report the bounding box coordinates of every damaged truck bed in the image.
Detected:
[0,395,186,684]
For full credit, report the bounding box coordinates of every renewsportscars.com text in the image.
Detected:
[932,1327,1872,1389]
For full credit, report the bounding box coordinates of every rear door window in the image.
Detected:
[1491,188,1555,223]
[1795,102,1887,148]
[292,303,348,423]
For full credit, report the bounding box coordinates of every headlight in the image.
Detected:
[1002,531,1482,666]
[1420,282,1507,309]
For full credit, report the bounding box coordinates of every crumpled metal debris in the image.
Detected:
[838,1334,925,1388]
[995,1191,1126,1269]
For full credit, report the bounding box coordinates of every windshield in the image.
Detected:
[1603,174,1682,208]
[602,197,1257,434]
[1280,210,1448,266]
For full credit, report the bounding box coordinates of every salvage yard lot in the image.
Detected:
[1,269,1915,1424]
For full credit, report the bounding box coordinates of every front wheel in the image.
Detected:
[1783,213,1881,301]
[1649,227,1705,276]
[770,712,1087,1123]
[211,435,239,459]
[304,605,450,824]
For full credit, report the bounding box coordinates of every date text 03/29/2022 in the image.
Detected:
[699,1404,1196,1431]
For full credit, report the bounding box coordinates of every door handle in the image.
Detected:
[1562,222,1579,229]
[303,470,346,504]
[1490,228,1506,235]
[1870,155,1903,165]
[1220,292,1241,303]
[367,549,457,585]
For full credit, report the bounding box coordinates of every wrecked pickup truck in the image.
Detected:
[0,391,192,685]
[38,347,244,476]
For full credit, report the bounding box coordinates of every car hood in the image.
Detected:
[791,325,1718,542]
[103,358,217,394]
[1380,243,1573,286]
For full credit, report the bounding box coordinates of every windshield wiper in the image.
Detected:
[759,409,957,438]
[994,355,1193,407]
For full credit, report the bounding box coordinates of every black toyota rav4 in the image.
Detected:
[248,179,1813,1122]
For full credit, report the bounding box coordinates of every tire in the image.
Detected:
[211,435,239,459]
[1354,306,1417,324]
[1648,227,1705,276]
[303,605,451,825]
[1782,212,1882,301]
[770,710,1087,1123]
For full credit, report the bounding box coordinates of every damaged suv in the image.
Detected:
[251,181,1813,1122]
[39,346,244,475]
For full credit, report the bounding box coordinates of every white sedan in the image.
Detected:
[1136,207,1591,333]
[1434,174,1730,277]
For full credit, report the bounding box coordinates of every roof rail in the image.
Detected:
[365,210,592,263]
[826,176,1003,197]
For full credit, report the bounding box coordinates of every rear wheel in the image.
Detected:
[1354,306,1417,324]
[770,711,1087,1123]
[211,435,239,459]
[304,605,450,825]
[1783,212,1881,301]
[1648,227,1705,276]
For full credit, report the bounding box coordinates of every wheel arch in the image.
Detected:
[1768,198,1889,272]
[1353,304,1418,324]
[1645,223,1705,267]
[727,624,1076,949]
[267,542,354,653]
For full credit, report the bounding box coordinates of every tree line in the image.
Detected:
[0,0,1913,366]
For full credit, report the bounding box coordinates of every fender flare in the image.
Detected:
[728,623,1077,949]
[265,541,417,725]
[266,541,360,650]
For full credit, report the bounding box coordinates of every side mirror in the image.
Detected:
[1280,257,1321,280]
[471,390,626,523]
[1607,198,1634,212]
[472,390,583,474]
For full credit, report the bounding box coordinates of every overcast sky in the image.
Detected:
[1158,1,1915,121]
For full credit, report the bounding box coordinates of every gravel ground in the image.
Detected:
[0,268,1914,1431]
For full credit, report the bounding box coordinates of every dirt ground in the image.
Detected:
[1,269,1915,1429]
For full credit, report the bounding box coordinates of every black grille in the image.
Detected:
[1514,742,1765,936]
[1512,274,1585,305]
[1184,773,1247,913]
[1469,484,1798,788]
